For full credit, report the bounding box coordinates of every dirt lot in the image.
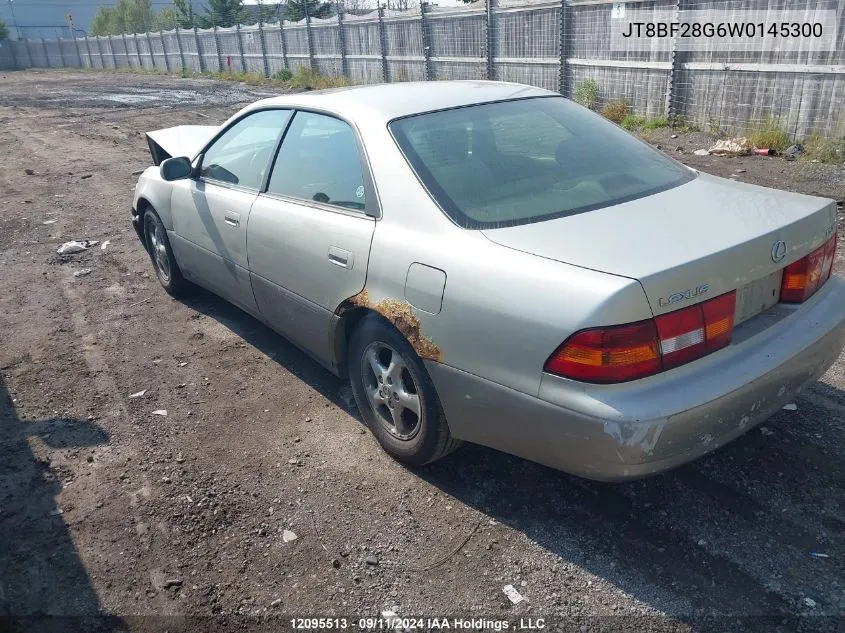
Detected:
[1,70,844,633]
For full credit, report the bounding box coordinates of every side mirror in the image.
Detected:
[160,156,193,181]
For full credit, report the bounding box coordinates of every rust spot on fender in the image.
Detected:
[372,298,442,362]
[337,291,442,361]
[336,288,370,316]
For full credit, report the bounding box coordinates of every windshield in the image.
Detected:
[389,97,695,229]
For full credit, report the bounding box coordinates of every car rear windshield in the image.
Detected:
[389,96,695,229]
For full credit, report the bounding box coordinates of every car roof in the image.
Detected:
[245,81,558,123]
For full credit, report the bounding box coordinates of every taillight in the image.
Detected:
[780,233,838,303]
[543,321,661,383]
[655,305,706,369]
[545,291,737,383]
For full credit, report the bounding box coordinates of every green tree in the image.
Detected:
[201,0,247,28]
[0,19,9,41]
[173,0,197,27]
[284,0,332,22]
[90,7,120,36]
[90,0,154,35]
[151,8,179,30]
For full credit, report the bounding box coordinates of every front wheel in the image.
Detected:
[349,314,461,466]
[143,208,186,296]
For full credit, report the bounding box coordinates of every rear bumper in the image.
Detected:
[428,277,845,481]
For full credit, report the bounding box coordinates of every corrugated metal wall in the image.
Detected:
[3,0,843,138]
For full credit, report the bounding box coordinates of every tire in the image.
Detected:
[143,208,187,296]
[349,314,462,467]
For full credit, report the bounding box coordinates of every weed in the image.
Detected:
[288,67,350,90]
[574,79,600,110]
[804,133,845,164]
[621,114,647,131]
[600,100,629,124]
[747,117,790,151]
[622,114,669,132]
[273,68,293,81]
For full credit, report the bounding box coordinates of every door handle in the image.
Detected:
[328,246,353,269]
[223,211,240,227]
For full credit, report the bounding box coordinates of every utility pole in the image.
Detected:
[7,0,21,39]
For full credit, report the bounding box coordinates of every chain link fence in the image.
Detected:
[1,0,843,139]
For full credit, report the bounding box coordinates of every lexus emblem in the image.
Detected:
[771,240,787,263]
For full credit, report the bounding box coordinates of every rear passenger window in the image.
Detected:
[267,112,367,211]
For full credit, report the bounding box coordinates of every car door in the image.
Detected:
[168,109,292,314]
[247,110,377,365]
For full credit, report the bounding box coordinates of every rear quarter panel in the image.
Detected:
[355,114,654,398]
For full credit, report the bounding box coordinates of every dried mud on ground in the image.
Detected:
[1,71,844,633]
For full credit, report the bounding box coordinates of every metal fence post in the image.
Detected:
[194,27,206,73]
[121,33,130,67]
[41,37,49,67]
[235,24,247,72]
[110,35,118,67]
[97,37,107,68]
[258,20,270,78]
[160,31,171,72]
[213,26,224,71]
[175,27,186,70]
[57,36,66,67]
[377,6,389,83]
[558,0,569,96]
[23,39,34,68]
[8,39,19,69]
[279,20,289,70]
[146,32,156,69]
[666,0,682,120]
[337,3,349,78]
[420,2,434,81]
[485,0,495,80]
[83,36,92,68]
[74,37,83,68]
[305,7,316,73]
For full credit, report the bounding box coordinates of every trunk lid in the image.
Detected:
[482,173,838,316]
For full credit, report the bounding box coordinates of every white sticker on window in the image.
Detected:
[355,185,365,199]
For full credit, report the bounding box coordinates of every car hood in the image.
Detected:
[145,125,219,165]
[481,173,838,315]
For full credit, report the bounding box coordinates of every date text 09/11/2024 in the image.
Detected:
[290,618,548,631]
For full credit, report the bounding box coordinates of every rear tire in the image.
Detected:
[349,314,461,466]
[143,208,186,296]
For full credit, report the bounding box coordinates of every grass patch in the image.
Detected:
[74,65,353,91]
[287,67,350,90]
[804,133,845,164]
[574,79,600,110]
[600,100,629,124]
[621,114,669,132]
[747,117,791,151]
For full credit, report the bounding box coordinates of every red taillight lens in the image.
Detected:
[543,320,661,383]
[655,304,706,369]
[545,291,737,383]
[780,234,837,303]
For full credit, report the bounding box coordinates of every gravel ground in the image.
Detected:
[1,70,844,633]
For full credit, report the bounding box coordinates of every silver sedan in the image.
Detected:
[132,81,845,481]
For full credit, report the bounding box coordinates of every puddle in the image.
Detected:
[102,94,162,104]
